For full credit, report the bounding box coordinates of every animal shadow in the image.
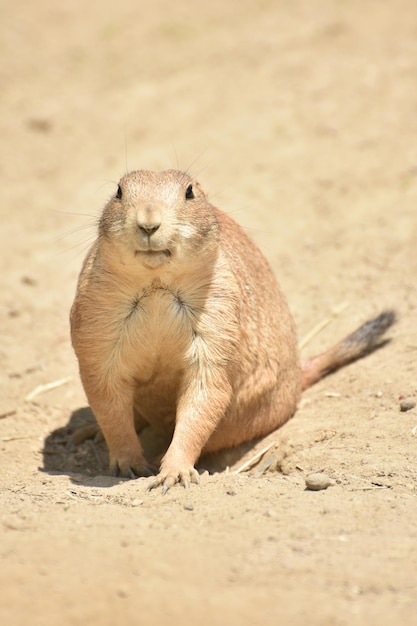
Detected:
[41,407,260,485]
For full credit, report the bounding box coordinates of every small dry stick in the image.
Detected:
[253,453,277,477]
[25,376,72,402]
[300,301,349,350]
[1,434,38,442]
[234,441,275,474]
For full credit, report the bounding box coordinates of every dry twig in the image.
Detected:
[253,453,277,477]
[234,441,275,474]
[300,301,349,350]
[1,434,38,442]
[25,376,72,402]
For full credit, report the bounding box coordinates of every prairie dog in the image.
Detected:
[70,169,395,491]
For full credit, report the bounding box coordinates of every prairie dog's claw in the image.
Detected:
[147,467,200,494]
[111,460,156,479]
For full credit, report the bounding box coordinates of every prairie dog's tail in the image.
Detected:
[301,310,396,390]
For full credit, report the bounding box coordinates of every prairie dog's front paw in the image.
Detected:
[147,465,200,494]
[109,448,155,479]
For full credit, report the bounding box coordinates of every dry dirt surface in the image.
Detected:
[1,1,416,624]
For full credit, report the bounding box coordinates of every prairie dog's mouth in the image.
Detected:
[134,248,172,268]
[134,249,172,257]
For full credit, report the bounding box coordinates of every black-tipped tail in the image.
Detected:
[342,310,396,353]
[302,309,397,390]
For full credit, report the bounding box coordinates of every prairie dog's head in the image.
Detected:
[99,170,218,270]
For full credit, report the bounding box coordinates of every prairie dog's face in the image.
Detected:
[99,170,217,270]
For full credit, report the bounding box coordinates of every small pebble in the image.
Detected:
[131,499,143,507]
[400,400,416,412]
[183,503,194,511]
[305,473,333,491]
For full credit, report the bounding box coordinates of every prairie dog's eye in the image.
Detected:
[185,184,194,200]
[115,185,122,200]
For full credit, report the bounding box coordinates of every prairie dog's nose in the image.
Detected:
[137,205,161,236]
[138,223,161,236]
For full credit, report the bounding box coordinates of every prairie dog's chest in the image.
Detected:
[137,287,192,340]
[115,286,195,381]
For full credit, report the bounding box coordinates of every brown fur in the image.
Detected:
[70,169,395,491]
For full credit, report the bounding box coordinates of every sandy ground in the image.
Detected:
[1,0,417,624]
